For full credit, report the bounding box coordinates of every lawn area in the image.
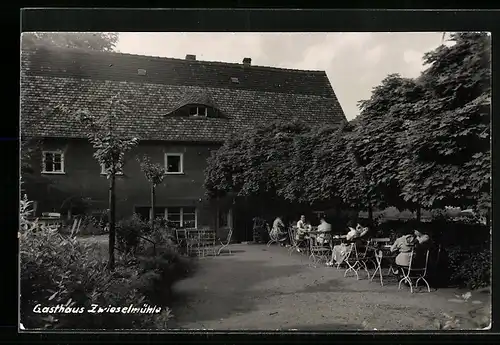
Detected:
[167,243,490,331]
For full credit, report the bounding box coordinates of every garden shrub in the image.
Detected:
[446,243,491,289]
[20,194,177,330]
[135,243,196,305]
[116,214,149,253]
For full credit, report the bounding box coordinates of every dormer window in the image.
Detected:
[189,106,208,117]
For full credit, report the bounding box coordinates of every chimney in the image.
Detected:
[185,54,196,61]
[243,57,252,66]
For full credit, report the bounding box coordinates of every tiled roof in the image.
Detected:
[21,45,347,142]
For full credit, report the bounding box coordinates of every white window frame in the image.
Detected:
[100,162,123,175]
[165,207,198,228]
[165,153,184,174]
[41,150,65,174]
[189,106,208,117]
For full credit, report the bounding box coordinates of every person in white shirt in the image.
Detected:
[316,217,332,245]
[296,215,307,241]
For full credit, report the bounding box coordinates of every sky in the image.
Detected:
[116,32,448,120]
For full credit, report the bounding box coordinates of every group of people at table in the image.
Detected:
[269,214,431,279]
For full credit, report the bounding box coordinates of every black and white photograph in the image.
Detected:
[19,30,491,331]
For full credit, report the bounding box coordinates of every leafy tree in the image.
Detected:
[22,32,119,52]
[399,32,491,213]
[20,136,45,175]
[351,74,426,212]
[138,155,167,231]
[304,122,367,209]
[205,120,315,205]
[76,93,139,270]
[205,33,490,223]
[204,120,364,213]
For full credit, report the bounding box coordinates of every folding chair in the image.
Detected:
[174,228,187,255]
[217,227,233,255]
[398,249,431,293]
[358,239,376,271]
[198,229,218,257]
[344,242,371,280]
[288,226,305,255]
[308,236,331,266]
[185,228,200,256]
[267,227,279,247]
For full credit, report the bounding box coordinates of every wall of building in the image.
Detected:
[23,138,229,231]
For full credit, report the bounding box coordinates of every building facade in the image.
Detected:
[20,44,347,241]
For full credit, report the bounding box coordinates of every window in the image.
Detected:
[42,151,64,173]
[166,207,197,228]
[135,206,197,228]
[183,207,197,228]
[166,207,181,227]
[100,163,123,175]
[165,153,183,174]
[189,106,208,117]
[134,207,168,221]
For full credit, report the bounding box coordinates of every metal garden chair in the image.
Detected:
[344,242,371,280]
[288,226,306,255]
[308,236,331,266]
[174,228,188,255]
[197,229,218,257]
[267,227,279,247]
[217,227,234,255]
[398,248,431,293]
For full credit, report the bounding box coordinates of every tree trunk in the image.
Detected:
[108,173,116,271]
[486,207,490,228]
[368,204,373,224]
[150,184,155,232]
[416,205,422,222]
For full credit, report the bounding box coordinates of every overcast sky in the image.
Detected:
[116,32,447,120]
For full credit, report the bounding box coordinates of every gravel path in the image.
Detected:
[169,244,489,331]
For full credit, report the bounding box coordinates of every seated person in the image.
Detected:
[327,221,369,266]
[390,228,430,277]
[346,222,369,241]
[316,216,332,245]
[295,215,307,241]
[270,215,288,246]
[294,215,309,251]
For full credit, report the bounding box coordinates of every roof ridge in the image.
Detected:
[24,43,327,75]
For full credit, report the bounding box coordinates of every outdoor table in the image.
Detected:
[370,244,397,286]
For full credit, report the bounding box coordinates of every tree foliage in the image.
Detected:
[76,94,139,178]
[350,74,427,211]
[204,120,365,209]
[205,33,490,216]
[139,155,166,187]
[399,32,490,211]
[76,93,139,270]
[22,32,119,52]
